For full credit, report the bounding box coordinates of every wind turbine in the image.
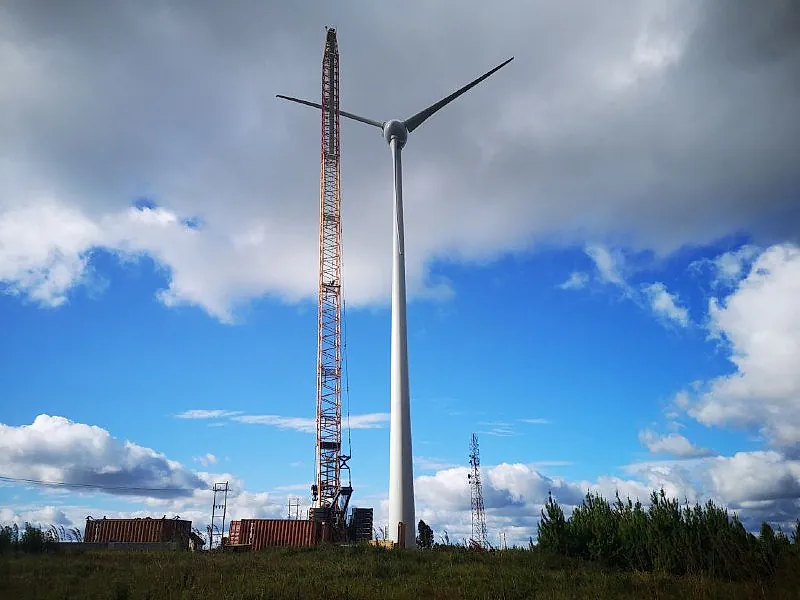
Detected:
[278,53,514,548]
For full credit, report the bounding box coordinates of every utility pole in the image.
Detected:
[288,497,301,520]
[210,481,229,550]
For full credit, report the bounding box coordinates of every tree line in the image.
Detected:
[536,488,799,580]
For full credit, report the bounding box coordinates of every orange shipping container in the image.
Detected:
[84,517,192,547]
[227,519,329,550]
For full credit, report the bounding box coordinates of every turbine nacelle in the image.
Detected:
[383,120,408,148]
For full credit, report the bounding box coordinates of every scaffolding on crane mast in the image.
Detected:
[310,27,352,539]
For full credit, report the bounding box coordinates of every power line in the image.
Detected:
[0,475,207,493]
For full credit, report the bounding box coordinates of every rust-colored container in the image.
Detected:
[228,519,329,550]
[84,517,192,548]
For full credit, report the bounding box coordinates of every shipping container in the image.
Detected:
[84,517,192,549]
[227,519,330,550]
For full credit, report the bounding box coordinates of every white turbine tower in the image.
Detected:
[278,48,513,548]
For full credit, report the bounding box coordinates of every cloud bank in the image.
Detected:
[1,0,798,320]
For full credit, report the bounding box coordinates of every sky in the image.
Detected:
[1,0,799,547]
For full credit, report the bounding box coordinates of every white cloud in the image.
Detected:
[0,202,341,322]
[558,271,588,290]
[193,453,217,467]
[176,409,390,433]
[707,451,800,506]
[176,409,242,420]
[562,245,692,329]
[585,244,627,287]
[484,428,514,437]
[681,243,800,452]
[691,244,761,287]
[230,412,389,432]
[519,418,550,425]
[638,429,712,458]
[271,483,311,493]
[0,413,300,541]
[0,415,206,498]
[0,506,73,529]
[231,414,316,432]
[711,245,762,286]
[0,202,102,307]
[642,282,690,327]
[477,421,516,437]
[347,413,391,429]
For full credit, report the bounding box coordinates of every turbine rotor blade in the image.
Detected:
[276,94,384,128]
[402,57,514,134]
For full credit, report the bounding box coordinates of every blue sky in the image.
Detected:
[1,0,799,546]
[2,227,794,544]
[0,236,731,474]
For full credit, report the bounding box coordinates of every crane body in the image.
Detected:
[311,27,352,535]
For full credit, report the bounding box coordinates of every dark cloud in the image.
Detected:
[1,0,798,314]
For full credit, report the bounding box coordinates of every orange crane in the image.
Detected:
[310,27,352,534]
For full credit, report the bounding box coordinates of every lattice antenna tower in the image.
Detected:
[311,27,352,529]
[468,433,488,549]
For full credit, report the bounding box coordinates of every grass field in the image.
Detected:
[2,545,799,600]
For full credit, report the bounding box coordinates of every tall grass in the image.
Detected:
[0,523,82,554]
[1,544,798,600]
[537,488,798,580]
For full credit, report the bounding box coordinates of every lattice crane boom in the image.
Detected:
[311,27,352,528]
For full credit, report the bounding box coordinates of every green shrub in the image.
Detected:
[416,520,434,549]
[3,523,61,554]
[0,524,19,553]
[536,487,795,581]
[537,491,568,555]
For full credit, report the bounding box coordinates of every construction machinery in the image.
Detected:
[309,27,353,540]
